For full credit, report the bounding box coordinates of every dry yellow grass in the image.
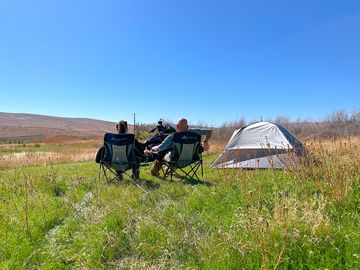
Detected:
[207,140,227,154]
[304,135,360,153]
[208,136,360,161]
[1,136,359,169]
[0,150,97,167]
[0,139,102,168]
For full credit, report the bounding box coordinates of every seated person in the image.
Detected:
[96,120,144,180]
[144,118,212,176]
[116,120,145,160]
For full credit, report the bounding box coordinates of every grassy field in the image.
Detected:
[0,138,359,269]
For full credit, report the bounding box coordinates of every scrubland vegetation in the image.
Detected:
[134,109,360,144]
[0,131,359,269]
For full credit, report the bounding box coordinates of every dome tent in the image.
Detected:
[210,121,306,169]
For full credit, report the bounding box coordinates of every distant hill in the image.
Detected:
[0,112,131,142]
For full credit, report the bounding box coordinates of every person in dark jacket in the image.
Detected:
[96,120,144,180]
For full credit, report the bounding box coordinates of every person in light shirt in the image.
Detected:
[144,118,212,176]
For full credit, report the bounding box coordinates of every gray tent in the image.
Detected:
[211,121,306,169]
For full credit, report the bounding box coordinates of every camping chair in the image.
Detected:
[163,131,203,181]
[98,133,140,182]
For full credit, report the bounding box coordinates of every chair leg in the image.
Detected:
[100,164,118,183]
[185,162,199,179]
[163,166,174,180]
[99,164,108,182]
[187,161,203,181]
[100,162,141,183]
[201,161,204,178]
[163,160,203,181]
[161,166,167,179]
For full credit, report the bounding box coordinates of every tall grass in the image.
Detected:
[0,140,100,169]
[0,137,359,269]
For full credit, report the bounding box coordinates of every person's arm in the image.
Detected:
[152,134,174,152]
[190,128,213,151]
[190,128,212,141]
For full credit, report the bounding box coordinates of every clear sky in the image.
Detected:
[0,0,359,126]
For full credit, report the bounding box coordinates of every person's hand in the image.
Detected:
[144,149,152,156]
[151,146,160,152]
[202,141,210,151]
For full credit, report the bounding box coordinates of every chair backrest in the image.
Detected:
[170,131,202,168]
[102,133,136,172]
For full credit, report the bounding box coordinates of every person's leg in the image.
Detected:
[150,160,163,176]
[116,171,123,180]
[132,164,140,180]
[132,142,144,179]
[149,150,167,176]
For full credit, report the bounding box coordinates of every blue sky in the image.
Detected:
[0,0,359,126]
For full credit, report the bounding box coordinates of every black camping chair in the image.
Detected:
[97,133,140,182]
[163,131,204,181]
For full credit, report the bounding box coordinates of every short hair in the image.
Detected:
[178,118,188,125]
[116,120,128,134]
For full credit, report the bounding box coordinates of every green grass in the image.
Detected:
[0,153,359,269]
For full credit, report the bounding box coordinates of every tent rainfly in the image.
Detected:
[210,121,306,169]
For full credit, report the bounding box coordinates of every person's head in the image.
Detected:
[116,120,128,134]
[176,118,188,132]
